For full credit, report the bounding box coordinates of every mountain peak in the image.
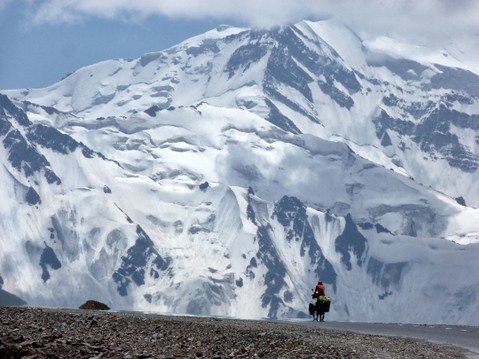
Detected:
[1,19,479,324]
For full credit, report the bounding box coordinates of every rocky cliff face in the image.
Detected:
[1,19,478,324]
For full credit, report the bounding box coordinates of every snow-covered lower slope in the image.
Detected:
[1,18,479,324]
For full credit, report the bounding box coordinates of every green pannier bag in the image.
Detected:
[318,295,332,312]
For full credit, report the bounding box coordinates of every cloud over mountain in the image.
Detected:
[13,0,477,68]
[24,0,477,41]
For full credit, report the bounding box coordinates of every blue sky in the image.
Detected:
[1,0,477,90]
[0,2,233,89]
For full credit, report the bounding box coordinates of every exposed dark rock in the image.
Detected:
[226,39,268,77]
[144,103,172,117]
[373,110,414,140]
[83,146,97,159]
[112,225,170,296]
[444,92,474,105]
[0,94,99,184]
[245,257,257,280]
[2,126,61,184]
[188,225,211,234]
[103,185,112,194]
[455,196,467,206]
[247,23,362,124]
[0,93,30,127]
[335,214,367,270]
[246,188,257,224]
[268,26,361,95]
[199,181,209,191]
[26,124,79,154]
[23,100,66,116]
[264,98,302,134]
[358,222,374,230]
[380,131,392,146]
[186,39,220,57]
[318,79,354,109]
[414,105,479,172]
[25,187,41,205]
[265,86,320,124]
[375,223,393,234]
[265,39,313,102]
[283,291,293,303]
[382,94,400,107]
[79,300,110,310]
[39,244,62,282]
[255,225,286,318]
[427,65,479,97]
[379,291,393,300]
[374,103,478,173]
[114,205,134,224]
[139,52,165,67]
[367,55,428,81]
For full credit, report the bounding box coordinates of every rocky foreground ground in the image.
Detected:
[0,307,466,358]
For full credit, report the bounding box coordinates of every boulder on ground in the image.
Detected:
[79,300,110,310]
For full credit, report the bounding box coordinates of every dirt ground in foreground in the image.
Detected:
[0,307,466,358]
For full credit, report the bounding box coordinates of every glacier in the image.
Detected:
[1,19,478,324]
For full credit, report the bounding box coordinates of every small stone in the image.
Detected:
[13,335,25,343]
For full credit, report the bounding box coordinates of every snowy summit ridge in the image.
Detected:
[1,19,479,324]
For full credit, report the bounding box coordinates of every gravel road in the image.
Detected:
[297,320,479,357]
[0,307,468,358]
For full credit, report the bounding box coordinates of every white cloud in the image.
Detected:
[15,0,479,56]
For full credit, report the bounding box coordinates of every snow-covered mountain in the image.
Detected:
[1,19,478,324]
